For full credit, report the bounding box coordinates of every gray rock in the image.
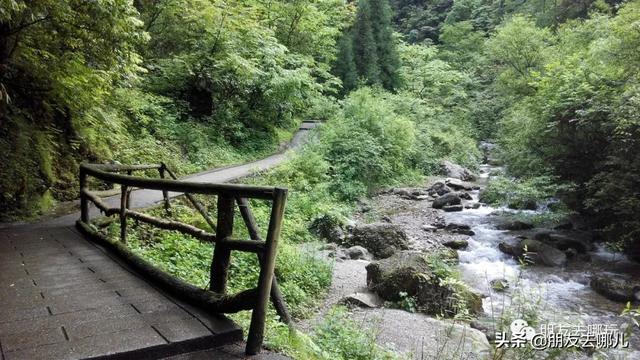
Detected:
[498,239,567,267]
[392,187,430,200]
[428,181,452,196]
[366,251,428,301]
[498,242,522,257]
[433,193,462,209]
[458,192,473,200]
[309,214,345,243]
[366,251,480,316]
[421,224,438,232]
[520,239,567,267]
[465,203,481,209]
[495,220,534,231]
[443,204,464,212]
[445,223,475,236]
[591,275,640,303]
[533,230,593,253]
[345,223,410,259]
[341,292,383,308]
[445,178,477,191]
[490,278,509,292]
[345,245,372,260]
[443,239,469,250]
[441,160,476,181]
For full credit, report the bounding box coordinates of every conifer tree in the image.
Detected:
[369,0,402,90]
[352,0,380,86]
[334,0,401,93]
[334,32,358,93]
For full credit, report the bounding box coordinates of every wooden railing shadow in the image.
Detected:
[75,163,291,355]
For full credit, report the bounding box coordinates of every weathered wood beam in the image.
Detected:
[220,237,265,253]
[163,165,217,232]
[236,197,292,326]
[120,185,128,243]
[81,163,276,199]
[90,163,163,172]
[158,165,171,212]
[210,195,234,293]
[125,210,217,242]
[81,189,119,216]
[246,188,287,355]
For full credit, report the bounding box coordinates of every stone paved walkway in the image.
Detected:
[0,225,242,359]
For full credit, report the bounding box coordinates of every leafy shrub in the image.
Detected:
[320,88,417,199]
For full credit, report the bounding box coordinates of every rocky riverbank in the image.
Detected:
[299,157,640,359]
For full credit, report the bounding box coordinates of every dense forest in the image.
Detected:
[1,0,640,357]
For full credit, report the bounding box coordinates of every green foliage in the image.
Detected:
[336,0,402,92]
[480,176,564,210]
[485,15,550,95]
[1,0,351,218]
[320,88,417,199]
[488,2,640,253]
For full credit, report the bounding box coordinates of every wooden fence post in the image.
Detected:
[126,170,133,210]
[159,163,171,212]
[120,185,128,244]
[246,188,287,355]
[236,197,292,325]
[210,195,235,293]
[80,166,89,223]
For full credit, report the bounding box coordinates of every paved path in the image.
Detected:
[48,123,316,228]
[0,124,316,359]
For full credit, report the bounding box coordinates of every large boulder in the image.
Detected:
[445,178,478,191]
[533,230,593,253]
[366,251,481,315]
[345,223,410,259]
[445,223,475,236]
[590,275,640,303]
[520,239,567,267]
[443,239,469,250]
[433,193,462,209]
[499,239,567,267]
[309,213,345,243]
[495,220,534,231]
[345,245,372,260]
[428,181,452,196]
[441,160,476,181]
[366,251,428,301]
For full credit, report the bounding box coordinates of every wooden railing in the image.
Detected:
[75,163,291,355]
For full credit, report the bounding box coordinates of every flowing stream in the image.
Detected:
[444,145,640,358]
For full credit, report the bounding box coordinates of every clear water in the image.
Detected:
[443,160,640,358]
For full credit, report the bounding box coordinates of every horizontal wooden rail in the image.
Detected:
[81,189,119,216]
[81,163,276,200]
[126,210,217,242]
[89,163,164,172]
